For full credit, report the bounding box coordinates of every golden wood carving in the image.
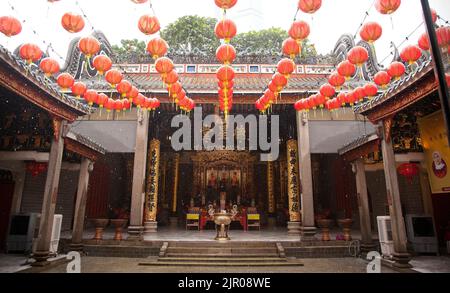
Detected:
[366,71,438,124]
[286,139,301,222]
[145,139,161,222]
[383,117,394,143]
[267,161,275,213]
[172,153,180,213]
[52,118,62,142]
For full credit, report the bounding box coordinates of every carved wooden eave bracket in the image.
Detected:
[64,137,102,162]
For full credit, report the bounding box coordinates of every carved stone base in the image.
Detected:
[392,252,412,268]
[287,222,301,236]
[300,226,317,241]
[68,243,84,253]
[31,250,51,267]
[127,226,144,241]
[144,221,158,234]
[360,242,378,253]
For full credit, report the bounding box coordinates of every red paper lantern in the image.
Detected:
[128,86,139,102]
[436,26,449,49]
[374,71,391,89]
[146,37,168,59]
[133,93,145,108]
[57,73,74,90]
[446,73,450,86]
[170,82,183,96]
[320,84,336,99]
[418,32,430,51]
[400,45,422,65]
[219,80,234,89]
[289,21,310,43]
[214,0,237,9]
[0,16,22,37]
[397,163,419,184]
[216,65,235,82]
[26,162,47,177]
[93,55,112,76]
[360,22,383,43]
[387,61,406,80]
[298,0,322,14]
[354,87,366,102]
[117,80,132,98]
[337,60,356,80]
[131,0,148,3]
[337,92,347,107]
[39,58,60,77]
[363,83,378,99]
[114,99,124,113]
[61,12,85,33]
[138,15,160,35]
[163,70,179,86]
[105,69,123,87]
[215,19,237,43]
[71,82,87,98]
[347,46,369,67]
[277,58,296,77]
[282,38,301,59]
[78,37,100,59]
[272,73,288,92]
[83,89,98,106]
[97,93,108,108]
[313,93,326,108]
[19,44,42,64]
[328,72,345,89]
[375,0,401,15]
[104,98,115,113]
[155,57,174,77]
[216,44,236,65]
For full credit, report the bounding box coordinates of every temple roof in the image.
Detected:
[0,45,92,116]
[66,131,107,155]
[354,57,434,114]
[338,133,379,156]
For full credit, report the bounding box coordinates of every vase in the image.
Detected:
[92,219,109,241]
[338,218,353,241]
[317,219,333,241]
[111,219,128,241]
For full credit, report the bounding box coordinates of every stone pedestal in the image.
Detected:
[287,222,301,236]
[144,221,158,234]
[392,252,413,268]
[68,243,85,253]
[300,226,317,241]
[127,226,144,241]
[360,242,378,254]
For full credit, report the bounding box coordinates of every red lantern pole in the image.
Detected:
[420,0,450,145]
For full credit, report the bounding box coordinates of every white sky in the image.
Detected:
[0,0,449,67]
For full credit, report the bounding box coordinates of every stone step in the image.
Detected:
[140,261,304,267]
[168,242,279,248]
[159,257,287,263]
[165,253,280,258]
[166,247,278,254]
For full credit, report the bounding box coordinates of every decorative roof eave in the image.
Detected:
[0,45,93,122]
[354,59,438,123]
[339,133,380,162]
[64,131,106,161]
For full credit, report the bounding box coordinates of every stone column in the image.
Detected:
[10,163,26,214]
[144,139,160,234]
[354,159,375,252]
[380,120,411,268]
[32,120,65,266]
[286,139,301,236]
[296,111,316,240]
[128,110,150,240]
[70,158,93,252]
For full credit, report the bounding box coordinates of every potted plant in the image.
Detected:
[91,218,109,241]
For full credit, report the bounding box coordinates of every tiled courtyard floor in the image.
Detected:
[36,256,399,273]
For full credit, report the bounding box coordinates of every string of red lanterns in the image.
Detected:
[215,0,238,117]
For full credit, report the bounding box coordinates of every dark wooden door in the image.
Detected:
[0,180,14,251]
